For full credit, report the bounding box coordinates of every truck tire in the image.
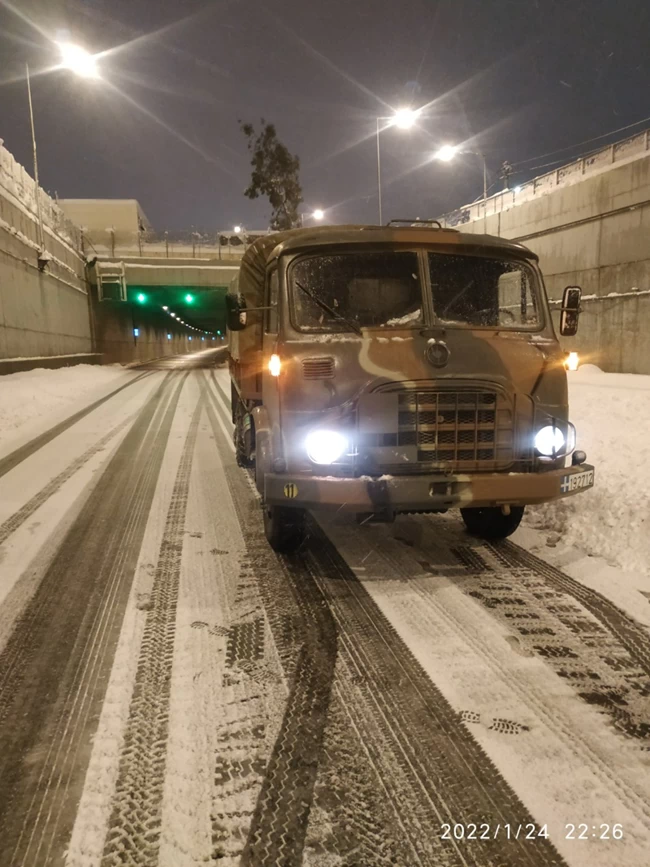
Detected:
[460,505,524,540]
[263,505,306,553]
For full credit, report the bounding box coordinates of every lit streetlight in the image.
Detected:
[434,144,488,212]
[375,107,422,225]
[300,208,326,227]
[233,225,242,233]
[57,42,100,79]
[25,41,100,259]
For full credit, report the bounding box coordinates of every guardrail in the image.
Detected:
[82,229,272,260]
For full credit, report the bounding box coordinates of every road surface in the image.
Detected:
[0,349,648,867]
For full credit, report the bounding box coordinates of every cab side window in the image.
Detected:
[266,270,279,333]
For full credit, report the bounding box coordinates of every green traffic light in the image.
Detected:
[184,293,194,304]
[136,293,147,304]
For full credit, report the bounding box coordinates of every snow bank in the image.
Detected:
[525,365,650,575]
[0,364,128,450]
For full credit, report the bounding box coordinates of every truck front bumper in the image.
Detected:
[264,464,595,513]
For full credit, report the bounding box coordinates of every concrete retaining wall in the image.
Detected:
[440,146,650,374]
[0,145,93,364]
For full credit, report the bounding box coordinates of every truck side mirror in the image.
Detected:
[560,286,581,336]
[225,293,247,331]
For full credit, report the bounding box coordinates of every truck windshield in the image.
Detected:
[291,251,422,331]
[428,252,541,329]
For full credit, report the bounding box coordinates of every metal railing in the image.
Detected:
[82,228,272,260]
[439,127,650,228]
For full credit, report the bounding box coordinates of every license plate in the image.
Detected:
[560,469,594,494]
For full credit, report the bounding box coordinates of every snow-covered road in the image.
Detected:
[0,354,648,867]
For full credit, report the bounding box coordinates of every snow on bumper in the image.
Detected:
[264,464,595,512]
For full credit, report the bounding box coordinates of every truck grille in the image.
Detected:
[397,389,514,470]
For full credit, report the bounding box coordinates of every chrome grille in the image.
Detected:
[397,389,514,469]
[302,357,335,379]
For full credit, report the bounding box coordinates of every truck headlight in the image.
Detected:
[534,425,565,456]
[305,430,348,464]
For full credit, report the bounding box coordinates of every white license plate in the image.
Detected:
[560,469,594,494]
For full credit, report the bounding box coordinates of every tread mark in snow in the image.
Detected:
[203,380,567,867]
[191,621,229,636]
[0,415,134,548]
[100,396,203,867]
[0,372,185,867]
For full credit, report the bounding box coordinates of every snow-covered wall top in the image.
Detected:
[439,128,650,228]
[0,139,82,252]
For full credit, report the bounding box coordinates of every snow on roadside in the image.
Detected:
[0,364,128,450]
[524,364,650,576]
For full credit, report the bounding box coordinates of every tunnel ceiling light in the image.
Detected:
[162,305,168,310]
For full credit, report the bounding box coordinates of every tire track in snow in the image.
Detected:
[0,372,185,867]
[204,380,563,867]
[0,372,152,480]
[0,414,134,547]
[100,394,203,867]
[201,381,341,866]
[342,516,650,846]
[304,518,565,867]
[491,541,650,683]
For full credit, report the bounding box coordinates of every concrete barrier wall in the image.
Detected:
[0,146,93,364]
[441,151,650,374]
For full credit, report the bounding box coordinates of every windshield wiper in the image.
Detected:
[295,280,362,336]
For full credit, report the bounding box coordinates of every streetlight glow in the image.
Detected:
[233,225,242,233]
[435,144,459,162]
[312,209,325,221]
[392,108,419,129]
[57,42,99,79]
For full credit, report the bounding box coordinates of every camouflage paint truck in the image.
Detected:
[226,223,594,552]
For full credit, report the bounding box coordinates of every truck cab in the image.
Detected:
[227,223,593,552]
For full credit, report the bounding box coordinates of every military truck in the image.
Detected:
[226,222,593,552]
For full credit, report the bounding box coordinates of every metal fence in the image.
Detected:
[439,128,650,228]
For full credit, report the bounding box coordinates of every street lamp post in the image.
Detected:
[24,43,99,260]
[25,64,45,253]
[375,108,420,226]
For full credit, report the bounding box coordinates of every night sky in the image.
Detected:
[1,0,649,232]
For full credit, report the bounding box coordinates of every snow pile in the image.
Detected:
[525,364,650,575]
[0,364,128,450]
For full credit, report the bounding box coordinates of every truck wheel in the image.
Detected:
[263,505,306,553]
[460,505,524,540]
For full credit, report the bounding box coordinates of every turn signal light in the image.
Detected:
[268,354,282,376]
[564,351,579,371]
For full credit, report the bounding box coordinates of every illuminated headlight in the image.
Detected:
[305,429,348,464]
[534,425,565,456]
